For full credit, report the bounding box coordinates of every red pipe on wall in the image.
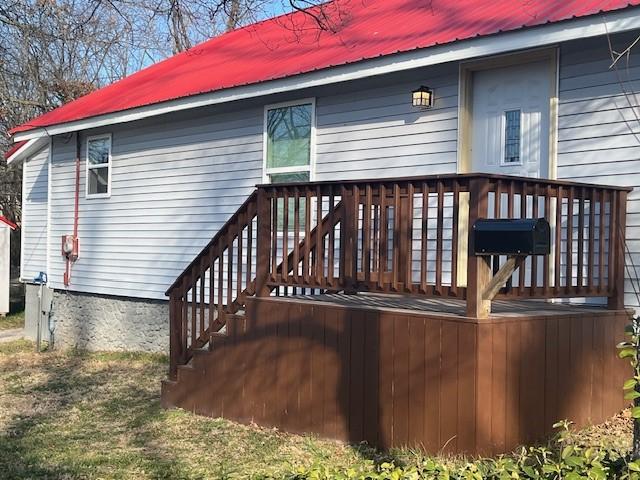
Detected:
[63,133,81,286]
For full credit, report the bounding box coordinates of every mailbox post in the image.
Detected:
[467,207,551,318]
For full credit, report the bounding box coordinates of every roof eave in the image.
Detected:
[5,137,49,164]
[11,6,640,143]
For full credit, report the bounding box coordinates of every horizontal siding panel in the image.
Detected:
[558,34,640,310]
[21,144,49,282]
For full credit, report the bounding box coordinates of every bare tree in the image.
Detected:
[0,0,344,275]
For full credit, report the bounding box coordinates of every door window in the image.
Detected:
[503,109,522,165]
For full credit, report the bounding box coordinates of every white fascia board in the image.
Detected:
[6,137,49,164]
[12,7,640,143]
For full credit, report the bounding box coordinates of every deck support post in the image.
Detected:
[608,190,628,310]
[466,178,491,318]
[256,188,271,297]
[168,291,180,380]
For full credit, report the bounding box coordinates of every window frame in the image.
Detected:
[85,133,112,199]
[262,98,316,184]
[500,108,524,167]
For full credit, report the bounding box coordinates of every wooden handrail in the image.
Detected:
[167,173,631,377]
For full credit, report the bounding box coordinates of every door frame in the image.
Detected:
[457,47,559,179]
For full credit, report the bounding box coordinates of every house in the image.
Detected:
[6,0,640,454]
[0,216,16,315]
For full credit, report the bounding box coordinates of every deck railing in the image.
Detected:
[166,173,631,378]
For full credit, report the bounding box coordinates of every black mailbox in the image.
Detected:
[473,218,550,256]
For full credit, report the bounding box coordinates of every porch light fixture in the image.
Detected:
[412,85,433,108]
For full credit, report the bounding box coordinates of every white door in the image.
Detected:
[470,60,551,178]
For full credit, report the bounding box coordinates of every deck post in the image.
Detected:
[168,291,180,380]
[256,188,271,297]
[608,190,628,310]
[466,178,492,318]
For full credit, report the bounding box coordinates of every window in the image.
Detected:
[86,134,112,197]
[503,109,521,164]
[264,100,314,183]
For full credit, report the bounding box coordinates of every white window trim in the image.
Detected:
[262,98,316,183]
[85,133,112,199]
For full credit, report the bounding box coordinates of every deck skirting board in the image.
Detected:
[161,296,630,454]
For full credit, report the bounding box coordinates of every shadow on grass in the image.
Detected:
[0,343,205,479]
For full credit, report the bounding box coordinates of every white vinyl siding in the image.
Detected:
[557,32,640,310]
[43,64,459,300]
[315,63,459,180]
[21,144,49,282]
[47,108,263,299]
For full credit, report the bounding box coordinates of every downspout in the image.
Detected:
[63,133,81,286]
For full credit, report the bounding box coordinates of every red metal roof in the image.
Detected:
[11,0,640,135]
[0,216,17,230]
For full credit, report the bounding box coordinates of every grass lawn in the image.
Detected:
[0,339,633,479]
[0,309,24,330]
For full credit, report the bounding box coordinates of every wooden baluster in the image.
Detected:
[543,185,551,297]
[191,271,197,348]
[304,188,312,285]
[200,257,205,336]
[236,220,243,303]
[246,211,253,293]
[392,183,400,292]
[271,191,278,283]
[507,182,515,218]
[531,183,539,294]
[554,186,563,294]
[588,188,596,294]
[599,189,606,294]
[316,186,324,286]
[577,187,585,290]
[609,190,628,309]
[209,248,216,337]
[435,180,444,295]
[255,188,271,297]
[372,195,379,274]
[451,180,460,297]
[282,189,289,284]
[379,184,388,291]
[227,234,234,312]
[518,182,527,295]
[293,187,300,284]
[405,183,415,292]
[363,184,372,285]
[566,187,574,295]
[420,182,428,294]
[327,187,336,287]
[494,180,502,219]
[352,185,360,288]
[181,276,189,361]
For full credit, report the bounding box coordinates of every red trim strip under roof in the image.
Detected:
[0,216,17,230]
[10,0,640,135]
[4,140,26,160]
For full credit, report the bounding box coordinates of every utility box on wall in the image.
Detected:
[0,216,17,315]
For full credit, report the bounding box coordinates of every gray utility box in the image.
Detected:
[472,218,551,256]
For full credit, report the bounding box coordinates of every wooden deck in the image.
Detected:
[162,295,630,454]
[162,173,632,454]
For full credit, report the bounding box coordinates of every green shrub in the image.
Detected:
[280,423,640,480]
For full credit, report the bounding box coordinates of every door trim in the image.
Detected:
[457,47,559,179]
